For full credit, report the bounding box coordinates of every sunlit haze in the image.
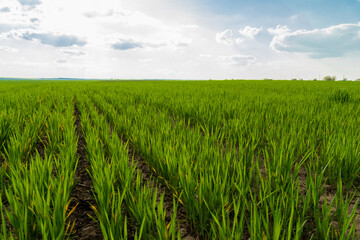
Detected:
[1,0,360,79]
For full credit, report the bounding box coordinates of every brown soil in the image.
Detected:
[297,165,360,239]
[318,184,360,238]
[34,132,47,159]
[66,102,102,240]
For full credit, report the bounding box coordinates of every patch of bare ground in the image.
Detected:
[318,184,360,238]
[298,165,308,194]
[297,165,360,239]
[34,131,47,159]
[66,102,102,240]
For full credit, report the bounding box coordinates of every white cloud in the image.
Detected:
[216,29,244,45]
[111,39,145,50]
[110,37,169,51]
[0,3,37,31]
[217,55,257,66]
[239,26,262,38]
[17,0,41,9]
[2,29,87,47]
[0,7,11,12]
[268,25,291,35]
[269,23,360,58]
[56,59,67,64]
[83,9,115,18]
[139,58,153,63]
[57,49,86,57]
[172,39,192,47]
[109,35,191,51]
[1,0,359,80]
[200,54,212,58]
[216,26,262,45]
[0,46,19,52]
[0,0,202,78]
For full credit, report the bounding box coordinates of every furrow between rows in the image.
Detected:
[67,101,102,239]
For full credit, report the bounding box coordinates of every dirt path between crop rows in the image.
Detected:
[34,132,47,159]
[66,101,102,239]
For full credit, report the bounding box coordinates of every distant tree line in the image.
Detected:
[290,76,360,81]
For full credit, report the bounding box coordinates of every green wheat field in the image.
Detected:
[1,80,360,239]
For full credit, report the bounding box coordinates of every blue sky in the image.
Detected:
[147,0,360,30]
[0,0,360,79]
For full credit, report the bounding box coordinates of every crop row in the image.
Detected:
[77,93,179,239]
[1,92,77,239]
[1,80,360,239]
[86,81,360,239]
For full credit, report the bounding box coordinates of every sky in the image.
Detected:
[0,0,360,80]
